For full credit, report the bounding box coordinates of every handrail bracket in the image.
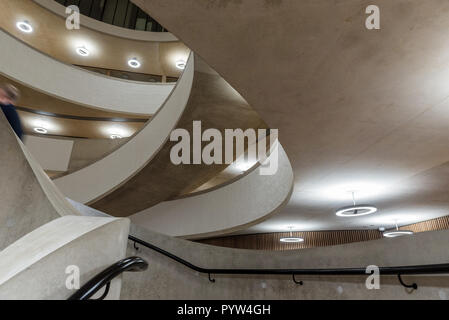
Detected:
[397,274,418,290]
[292,274,303,285]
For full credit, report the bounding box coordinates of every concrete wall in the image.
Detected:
[0,113,79,250]
[66,137,129,173]
[0,216,129,300]
[121,225,449,299]
[24,135,74,172]
[23,135,129,174]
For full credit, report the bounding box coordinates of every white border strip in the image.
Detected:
[0,30,174,115]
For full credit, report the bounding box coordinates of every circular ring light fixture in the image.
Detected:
[16,21,33,33]
[383,230,414,238]
[175,60,186,70]
[34,127,48,134]
[280,237,304,243]
[335,205,377,217]
[76,46,90,57]
[280,227,304,243]
[383,222,414,238]
[128,58,141,69]
[110,134,122,139]
[335,192,377,217]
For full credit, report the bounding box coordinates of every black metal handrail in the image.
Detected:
[129,235,449,290]
[68,256,148,300]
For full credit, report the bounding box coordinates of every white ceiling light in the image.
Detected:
[280,226,304,243]
[335,192,377,217]
[30,119,58,135]
[383,230,414,238]
[175,60,186,70]
[76,46,90,57]
[34,127,48,134]
[233,160,256,173]
[336,205,377,217]
[102,125,130,139]
[16,21,33,33]
[128,58,141,68]
[383,222,414,238]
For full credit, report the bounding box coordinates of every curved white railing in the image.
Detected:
[129,141,294,239]
[54,54,194,204]
[33,0,178,42]
[0,30,174,115]
[0,216,129,299]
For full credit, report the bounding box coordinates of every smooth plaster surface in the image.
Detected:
[132,0,449,232]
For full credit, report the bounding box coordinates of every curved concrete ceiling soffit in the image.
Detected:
[132,0,449,231]
[129,143,294,239]
[54,54,195,204]
[90,56,269,217]
[0,30,174,115]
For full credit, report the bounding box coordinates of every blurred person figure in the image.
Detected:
[0,83,23,140]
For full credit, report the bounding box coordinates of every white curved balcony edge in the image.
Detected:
[33,0,178,42]
[54,54,194,204]
[0,30,174,115]
[0,215,129,299]
[129,142,294,239]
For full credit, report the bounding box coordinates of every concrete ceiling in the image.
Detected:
[0,0,189,78]
[133,0,449,232]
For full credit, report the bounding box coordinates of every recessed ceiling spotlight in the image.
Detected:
[383,222,414,238]
[110,134,122,139]
[34,127,48,134]
[16,21,33,33]
[128,58,141,68]
[280,226,304,243]
[175,60,186,70]
[335,192,377,217]
[76,46,90,57]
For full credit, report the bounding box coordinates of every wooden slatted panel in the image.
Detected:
[198,229,383,251]
[400,215,449,233]
[197,215,449,251]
